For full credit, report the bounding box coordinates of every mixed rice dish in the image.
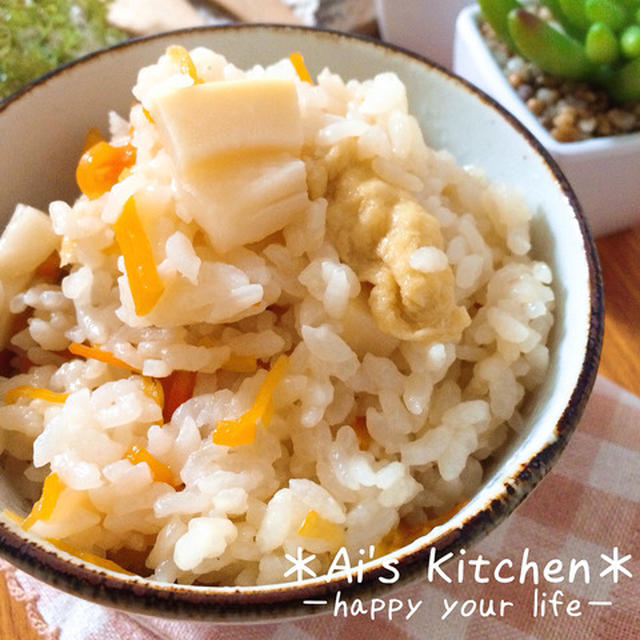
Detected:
[0,47,555,585]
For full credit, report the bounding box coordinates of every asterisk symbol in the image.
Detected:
[284,547,317,582]
[600,547,632,583]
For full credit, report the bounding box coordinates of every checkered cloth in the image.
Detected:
[1,376,638,639]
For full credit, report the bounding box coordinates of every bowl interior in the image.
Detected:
[0,26,601,619]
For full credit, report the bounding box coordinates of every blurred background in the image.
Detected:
[0,0,377,101]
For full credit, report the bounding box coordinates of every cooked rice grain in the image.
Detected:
[0,47,554,586]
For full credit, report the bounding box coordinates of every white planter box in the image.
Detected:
[453,5,640,237]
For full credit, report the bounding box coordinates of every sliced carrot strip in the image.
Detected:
[213,355,288,447]
[142,106,155,124]
[214,412,255,447]
[76,140,136,199]
[4,385,69,405]
[124,444,176,486]
[297,510,344,548]
[68,342,139,372]
[249,355,288,423]
[113,196,164,316]
[214,415,257,447]
[22,473,65,531]
[47,538,134,575]
[289,52,313,84]
[167,45,203,84]
[160,370,196,424]
[142,376,164,409]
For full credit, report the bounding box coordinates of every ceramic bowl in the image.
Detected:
[454,5,640,237]
[0,25,602,621]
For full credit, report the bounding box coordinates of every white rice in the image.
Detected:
[0,47,554,586]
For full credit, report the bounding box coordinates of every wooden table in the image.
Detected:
[595,225,640,396]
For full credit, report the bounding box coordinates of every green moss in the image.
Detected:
[0,0,127,100]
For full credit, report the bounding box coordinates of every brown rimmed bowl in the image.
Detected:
[0,25,603,622]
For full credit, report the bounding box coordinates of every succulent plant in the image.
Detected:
[478,0,640,102]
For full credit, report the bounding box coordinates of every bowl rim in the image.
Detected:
[0,23,604,621]
[455,4,640,155]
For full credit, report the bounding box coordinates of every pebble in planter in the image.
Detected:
[478,0,640,141]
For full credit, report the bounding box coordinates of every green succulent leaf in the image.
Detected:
[478,0,522,50]
[586,22,621,63]
[558,0,592,34]
[479,0,640,101]
[507,8,594,78]
[614,0,640,14]
[539,0,586,37]
[602,54,640,100]
[585,0,628,32]
[620,23,640,56]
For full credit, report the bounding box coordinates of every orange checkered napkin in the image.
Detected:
[1,376,638,639]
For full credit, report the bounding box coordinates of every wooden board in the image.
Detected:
[210,0,303,25]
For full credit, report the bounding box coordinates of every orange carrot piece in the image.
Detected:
[289,52,313,84]
[47,538,134,575]
[297,509,344,548]
[167,45,203,84]
[160,370,197,423]
[124,445,176,486]
[213,355,288,447]
[142,376,164,410]
[142,106,155,124]
[76,140,136,199]
[113,196,164,316]
[22,472,65,531]
[4,385,69,405]
[68,342,139,372]
[214,418,255,448]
